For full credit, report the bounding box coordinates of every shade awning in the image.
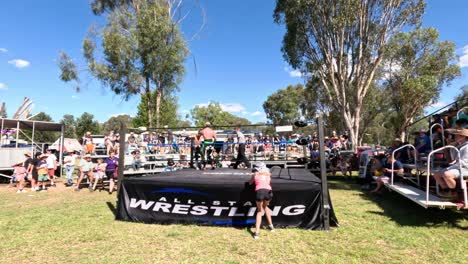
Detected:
[0,118,63,132]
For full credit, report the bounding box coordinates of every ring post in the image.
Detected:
[318,113,330,230]
[116,122,127,193]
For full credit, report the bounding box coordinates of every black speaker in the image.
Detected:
[294,120,308,127]
[296,138,308,145]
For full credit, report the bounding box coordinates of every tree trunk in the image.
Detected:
[155,88,162,128]
[145,77,153,128]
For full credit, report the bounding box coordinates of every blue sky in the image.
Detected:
[0,0,467,124]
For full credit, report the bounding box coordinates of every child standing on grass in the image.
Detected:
[12,162,27,193]
[249,162,274,240]
[37,155,49,191]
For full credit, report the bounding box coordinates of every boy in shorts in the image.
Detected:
[37,155,49,191]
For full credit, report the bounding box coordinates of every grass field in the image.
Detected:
[1,178,467,264]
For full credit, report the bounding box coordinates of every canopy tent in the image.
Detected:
[0,118,62,131]
[50,138,82,153]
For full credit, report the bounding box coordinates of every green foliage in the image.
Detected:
[60,114,77,139]
[263,84,305,125]
[75,112,101,138]
[103,114,133,132]
[58,0,189,128]
[133,92,190,128]
[190,102,251,128]
[57,51,80,92]
[28,112,59,143]
[382,27,461,137]
[90,0,135,15]
[454,85,468,106]
[274,0,426,147]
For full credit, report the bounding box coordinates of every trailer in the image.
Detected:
[0,118,64,177]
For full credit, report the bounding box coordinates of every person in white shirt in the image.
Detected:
[45,149,57,186]
[234,127,251,169]
[63,151,77,186]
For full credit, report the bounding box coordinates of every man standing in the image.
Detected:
[198,122,216,170]
[234,127,251,169]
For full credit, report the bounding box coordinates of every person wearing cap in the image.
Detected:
[63,151,77,187]
[82,132,95,154]
[11,159,27,193]
[371,152,404,194]
[45,149,57,187]
[433,128,468,198]
[388,138,403,161]
[248,163,274,239]
[75,154,94,191]
[198,122,216,169]
[37,154,49,191]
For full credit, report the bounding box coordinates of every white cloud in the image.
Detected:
[220,103,246,113]
[250,111,263,117]
[71,95,80,100]
[109,113,130,118]
[460,45,468,68]
[428,101,446,109]
[195,102,246,113]
[284,66,303,78]
[0,83,7,90]
[0,48,7,53]
[8,59,30,68]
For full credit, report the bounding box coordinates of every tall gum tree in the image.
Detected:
[382,27,460,140]
[274,0,425,148]
[58,0,190,128]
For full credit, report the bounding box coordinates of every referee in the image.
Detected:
[234,126,251,169]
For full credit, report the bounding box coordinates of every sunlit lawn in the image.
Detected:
[0,177,467,264]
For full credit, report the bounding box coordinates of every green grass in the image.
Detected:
[1,179,467,264]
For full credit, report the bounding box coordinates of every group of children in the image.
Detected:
[10,150,57,193]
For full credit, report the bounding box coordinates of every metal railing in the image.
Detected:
[425,145,461,205]
[457,107,468,119]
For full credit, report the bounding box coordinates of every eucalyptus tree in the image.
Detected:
[382,27,460,139]
[58,0,190,128]
[274,0,425,148]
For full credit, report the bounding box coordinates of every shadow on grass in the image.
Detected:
[328,179,360,191]
[361,190,468,230]
[329,179,468,230]
[107,202,117,217]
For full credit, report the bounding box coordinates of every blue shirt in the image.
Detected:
[416,136,431,153]
[384,160,403,177]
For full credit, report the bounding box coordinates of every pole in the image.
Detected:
[31,122,35,154]
[1,118,4,147]
[116,122,127,193]
[318,113,330,230]
[59,124,65,179]
[15,120,20,148]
